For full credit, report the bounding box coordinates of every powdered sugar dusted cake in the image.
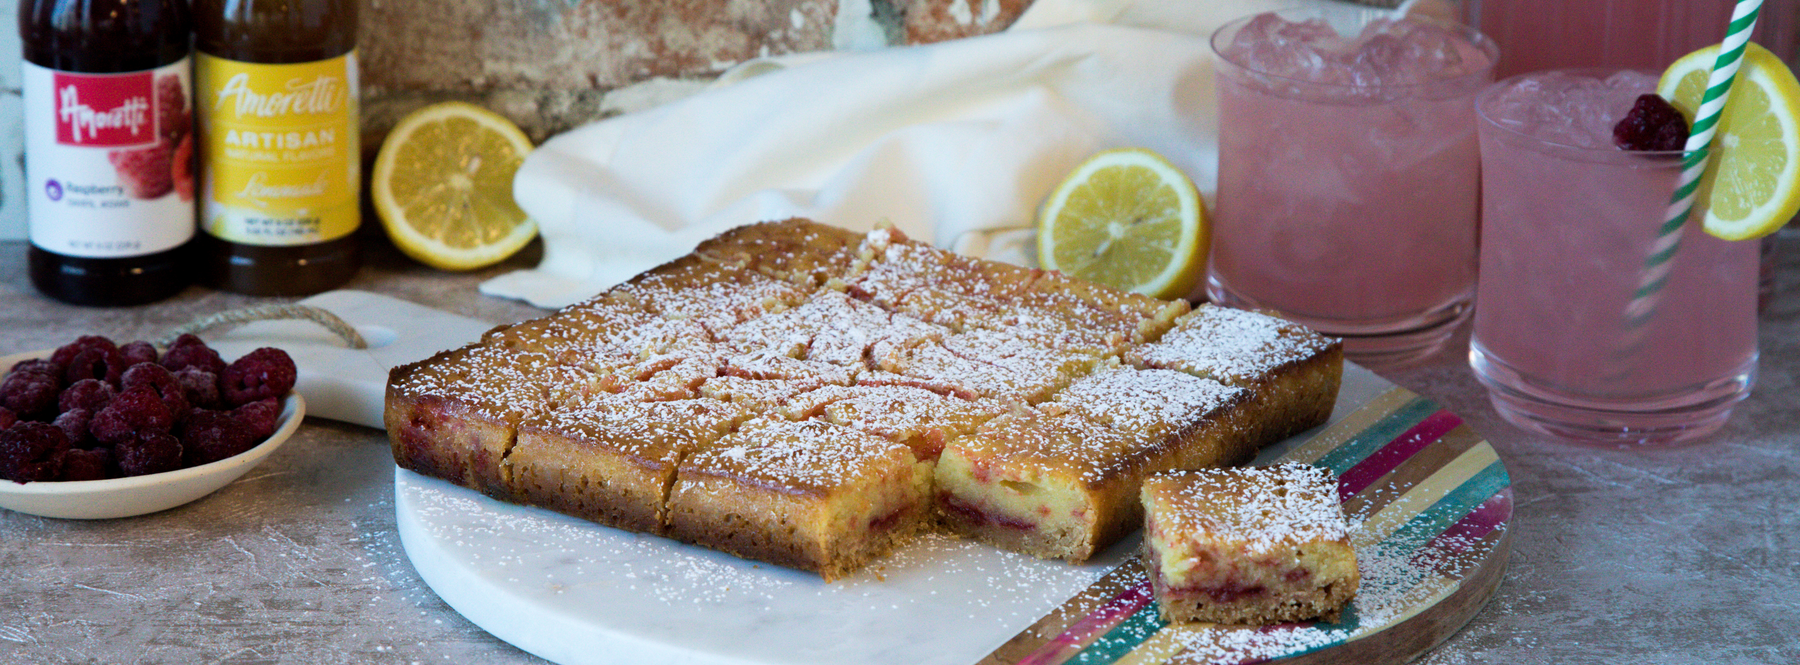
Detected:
[665,417,933,581]
[936,368,1249,561]
[1141,464,1359,625]
[1127,305,1342,444]
[385,218,1344,580]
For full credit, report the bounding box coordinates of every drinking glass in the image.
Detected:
[1470,69,1760,446]
[1206,5,1498,367]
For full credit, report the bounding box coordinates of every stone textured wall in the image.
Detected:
[0,0,1030,240]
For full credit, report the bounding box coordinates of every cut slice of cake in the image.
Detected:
[934,409,1134,562]
[716,289,947,369]
[694,217,868,289]
[479,296,657,356]
[1048,365,1259,469]
[387,344,557,498]
[698,376,828,415]
[1141,464,1359,625]
[507,397,748,534]
[845,226,1038,312]
[1016,270,1191,344]
[550,339,722,403]
[933,376,1247,564]
[939,328,1103,386]
[867,340,1075,404]
[611,253,812,335]
[1126,305,1342,444]
[787,384,1006,461]
[665,417,934,581]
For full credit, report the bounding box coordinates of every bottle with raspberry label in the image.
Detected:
[20,0,195,306]
[194,0,361,296]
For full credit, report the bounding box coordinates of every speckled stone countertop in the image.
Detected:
[2,232,1796,664]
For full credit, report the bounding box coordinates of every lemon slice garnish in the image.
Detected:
[1035,148,1208,299]
[373,102,538,270]
[1659,42,1800,241]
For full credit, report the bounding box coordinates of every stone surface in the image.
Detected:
[0,230,1796,663]
[902,0,1030,44]
[358,0,838,94]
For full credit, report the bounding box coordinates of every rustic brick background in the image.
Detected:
[902,0,1032,44]
[0,0,1031,240]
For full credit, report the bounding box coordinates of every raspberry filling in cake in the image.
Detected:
[1141,464,1359,625]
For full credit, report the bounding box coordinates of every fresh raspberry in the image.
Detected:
[9,359,60,379]
[171,133,195,202]
[1614,94,1690,152]
[64,345,128,387]
[180,408,256,466]
[121,363,190,421]
[0,421,69,483]
[59,446,113,481]
[52,408,94,448]
[116,431,182,477]
[167,333,205,351]
[90,385,175,444]
[221,348,297,407]
[174,367,221,410]
[50,335,117,372]
[120,340,159,367]
[161,335,226,375]
[108,140,176,200]
[59,378,116,413]
[157,73,189,143]
[1,369,60,420]
[235,398,282,441]
[0,407,15,431]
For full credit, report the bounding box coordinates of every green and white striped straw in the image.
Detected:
[1618,0,1764,356]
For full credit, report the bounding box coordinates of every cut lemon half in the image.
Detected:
[1036,148,1207,299]
[373,102,538,270]
[1658,42,1800,241]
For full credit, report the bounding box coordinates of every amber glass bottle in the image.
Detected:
[20,0,194,306]
[193,0,360,296]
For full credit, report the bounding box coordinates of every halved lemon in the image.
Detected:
[373,102,538,270]
[1035,148,1207,299]
[1658,42,1800,241]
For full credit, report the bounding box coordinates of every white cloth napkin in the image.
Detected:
[483,0,1331,309]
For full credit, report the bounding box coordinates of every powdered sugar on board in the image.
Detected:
[397,468,1136,665]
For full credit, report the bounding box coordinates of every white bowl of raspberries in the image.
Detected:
[0,334,304,519]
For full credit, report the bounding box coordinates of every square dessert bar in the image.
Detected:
[934,368,1248,561]
[1127,305,1343,444]
[1141,464,1359,625]
[694,217,867,289]
[387,344,557,498]
[665,417,934,582]
[386,218,1344,580]
[508,397,748,534]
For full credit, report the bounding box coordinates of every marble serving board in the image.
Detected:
[227,291,1510,665]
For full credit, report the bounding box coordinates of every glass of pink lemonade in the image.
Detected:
[1474,0,1800,80]
[1207,7,1498,367]
[1471,70,1760,446]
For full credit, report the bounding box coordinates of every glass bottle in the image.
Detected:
[20,0,195,306]
[193,0,360,296]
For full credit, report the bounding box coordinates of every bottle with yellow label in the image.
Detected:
[194,0,359,296]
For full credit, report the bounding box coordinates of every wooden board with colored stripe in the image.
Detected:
[978,386,1513,665]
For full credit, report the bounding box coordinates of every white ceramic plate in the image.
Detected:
[0,350,305,520]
